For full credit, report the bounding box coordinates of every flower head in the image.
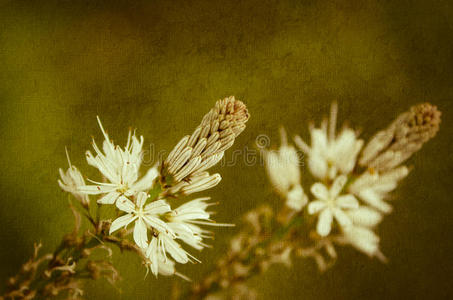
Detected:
[109,192,173,248]
[77,117,158,204]
[144,248,176,277]
[294,102,363,180]
[262,128,308,211]
[348,166,409,213]
[340,226,385,261]
[347,206,383,228]
[167,197,224,250]
[144,236,194,279]
[337,205,385,261]
[308,175,359,236]
[58,148,89,206]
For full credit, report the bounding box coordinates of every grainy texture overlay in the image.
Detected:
[0,0,452,299]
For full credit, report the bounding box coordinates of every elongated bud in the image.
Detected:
[160,96,249,194]
[360,102,441,171]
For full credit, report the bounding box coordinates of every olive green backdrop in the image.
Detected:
[1,0,452,299]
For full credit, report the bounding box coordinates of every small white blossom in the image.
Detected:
[340,226,386,261]
[58,148,89,206]
[167,197,224,250]
[263,128,308,211]
[143,198,232,276]
[308,175,359,236]
[263,128,301,195]
[338,204,386,260]
[286,184,308,211]
[294,102,363,180]
[78,117,158,204]
[109,192,173,248]
[347,206,383,228]
[144,241,192,280]
[335,203,385,260]
[146,233,199,272]
[348,166,409,213]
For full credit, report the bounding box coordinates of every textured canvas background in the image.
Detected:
[1,0,452,299]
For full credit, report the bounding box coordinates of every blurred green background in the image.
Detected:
[0,0,452,299]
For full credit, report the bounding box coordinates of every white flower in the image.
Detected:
[144,238,192,280]
[58,148,89,206]
[167,197,220,250]
[144,197,231,276]
[286,185,308,211]
[109,192,173,248]
[144,238,174,277]
[263,128,301,195]
[338,205,385,260]
[348,166,409,214]
[340,226,386,261]
[263,128,308,211]
[308,175,359,236]
[77,117,158,204]
[294,102,363,180]
[150,250,176,277]
[146,233,199,270]
[142,244,177,277]
[347,206,383,228]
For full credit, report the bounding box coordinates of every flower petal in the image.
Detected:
[160,234,189,264]
[133,166,159,192]
[344,226,381,258]
[110,214,136,234]
[317,209,333,236]
[308,153,328,180]
[308,200,327,215]
[348,206,383,227]
[134,218,148,249]
[330,175,347,197]
[333,207,352,228]
[311,183,329,200]
[357,189,393,214]
[336,194,359,209]
[143,215,174,236]
[136,192,149,209]
[78,184,117,195]
[97,191,121,204]
[116,196,136,213]
[144,200,171,215]
[146,237,159,276]
[286,184,307,211]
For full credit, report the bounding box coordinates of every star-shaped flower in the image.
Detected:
[166,197,217,250]
[109,192,173,248]
[294,102,363,180]
[308,175,359,236]
[78,117,158,204]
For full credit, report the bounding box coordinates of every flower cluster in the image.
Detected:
[58,97,249,278]
[264,102,441,268]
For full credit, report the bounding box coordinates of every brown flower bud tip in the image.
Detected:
[360,102,441,171]
[407,102,441,137]
[161,96,249,193]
